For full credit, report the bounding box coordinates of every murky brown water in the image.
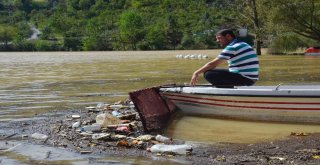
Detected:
[0,51,320,163]
[166,116,320,144]
[0,51,213,121]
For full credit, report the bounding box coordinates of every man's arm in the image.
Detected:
[190,58,225,86]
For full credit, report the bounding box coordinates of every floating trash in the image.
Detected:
[117,139,131,148]
[92,133,111,140]
[31,133,48,140]
[113,134,127,140]
[96,103,110,109]
[150,144,192,155]
[115,126,130,134]
[72,121,80,128]
[96,113,121,128]
[137,135,154,141]
[81,124,101,132]
[71,115,81,119]
[155,134,172,143]
[40,99,194,157]
[110,104,123,109]
[112,110,120,117]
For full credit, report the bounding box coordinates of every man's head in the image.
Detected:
[215,29,236,47]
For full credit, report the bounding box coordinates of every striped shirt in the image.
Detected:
[217,39,259,80]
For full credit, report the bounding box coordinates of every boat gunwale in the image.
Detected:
[161,93,320,104]
[161,92,320,98]
[159,85,320,98]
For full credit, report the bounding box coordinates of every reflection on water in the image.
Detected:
[1,141,185,165]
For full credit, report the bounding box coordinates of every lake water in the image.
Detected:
[0,51,320,163]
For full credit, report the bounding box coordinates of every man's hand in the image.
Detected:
[189,57,223,86]
[190,72,199,86]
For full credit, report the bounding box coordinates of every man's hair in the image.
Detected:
[216,29,236,38]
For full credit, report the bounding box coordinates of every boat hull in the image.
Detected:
[160,86,320,124]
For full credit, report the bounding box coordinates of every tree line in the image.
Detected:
[0,0,319,54]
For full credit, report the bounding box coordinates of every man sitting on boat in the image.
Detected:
[190,29,259,88]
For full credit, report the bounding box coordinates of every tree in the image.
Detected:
[248,0,262,55]
[5,0,319,51]
[145,23,167,50]
[82,19,113,50]
[118,11,145,50]
[12,22,32,51]
[270,0,320,42]
[78,0,95,10]
[233,0,266,55]
[40,25,53,40]
[0,25,16,50]
[268,32,309,53]
[164,14,182,50]
[63,29,83,51]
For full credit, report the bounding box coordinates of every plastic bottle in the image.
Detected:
[81,124,101,132]
[155,135,172,143]
[150,144,192,155]
[72,121,80,128]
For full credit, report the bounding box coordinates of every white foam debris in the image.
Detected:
[175,54,209,59]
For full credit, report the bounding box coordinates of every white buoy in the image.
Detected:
[202,55,208,59]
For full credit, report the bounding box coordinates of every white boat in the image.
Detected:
[159,85,320,124]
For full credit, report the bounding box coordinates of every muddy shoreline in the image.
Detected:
[1,104,320,165]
